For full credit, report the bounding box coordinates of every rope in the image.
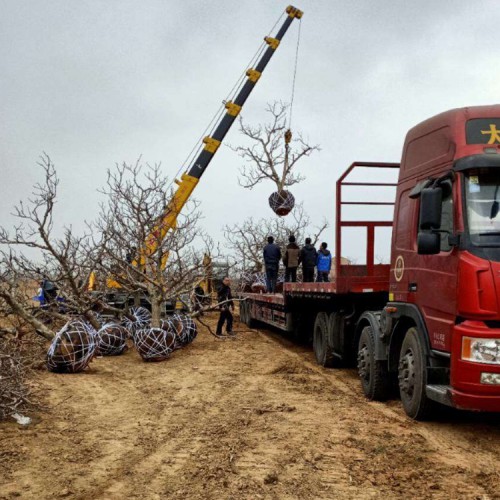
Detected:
[287,18,302,130]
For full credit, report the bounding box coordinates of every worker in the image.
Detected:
[316,242,332,282]
[283,235,301,282]
[300,238,317,282]
[263,236,281,293]
[216,276,234,336]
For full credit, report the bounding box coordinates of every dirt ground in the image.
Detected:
[1,313,499,500]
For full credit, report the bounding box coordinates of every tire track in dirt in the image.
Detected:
[256,325,500,499]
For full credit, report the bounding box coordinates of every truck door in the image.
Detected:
[391,178,458,352]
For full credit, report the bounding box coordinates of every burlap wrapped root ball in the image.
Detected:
[268,190,295,216]
[47,320,97,373]
[96,323,129,356]
[161,314,197,349]
[134,326,176,362]
[122,306,151,335]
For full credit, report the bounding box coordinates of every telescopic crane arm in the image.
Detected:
[139,5,303,266]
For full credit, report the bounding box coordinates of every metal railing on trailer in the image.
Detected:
[334,162,400,294]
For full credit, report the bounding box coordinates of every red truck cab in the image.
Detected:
[384,105,500,417]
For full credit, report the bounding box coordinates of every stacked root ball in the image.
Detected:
[46,307,198,372]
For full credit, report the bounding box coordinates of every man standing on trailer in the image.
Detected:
[300,238,317,282]
[316,242,332,282]
[283,235,301,282]
[216,277,234,336]
[263,236,281,293]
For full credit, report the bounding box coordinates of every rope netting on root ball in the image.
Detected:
[161,314,197,349]
[96,323,128,356]
[240,271,266,293]
[47,320,97,373]
[122,306,151,334]
[133,327,176,362]
[268,190,295,216]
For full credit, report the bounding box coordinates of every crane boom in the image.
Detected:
[140,5,303,265]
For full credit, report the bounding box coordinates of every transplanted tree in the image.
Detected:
[0,154,218,342]
[232,101,319,215]
[93,160,215,328]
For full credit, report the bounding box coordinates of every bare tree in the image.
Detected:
[94,160,216,327]
[223,203,328,271]
[0,154,109,337]
[232,101,319,192]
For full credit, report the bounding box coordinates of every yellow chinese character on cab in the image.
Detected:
[481,124,500,144]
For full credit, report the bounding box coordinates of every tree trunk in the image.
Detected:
[84,311,101,331]
[0,292,54,340]
[150,294,162,329]
[133,291,141,308]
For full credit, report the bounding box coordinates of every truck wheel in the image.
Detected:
[243,302,256,328]
[357,326,390,400]
[328,312,345,367]
[313,312,335,367]
[398,327,434,420]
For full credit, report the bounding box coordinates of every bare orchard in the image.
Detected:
[1,314,499,500]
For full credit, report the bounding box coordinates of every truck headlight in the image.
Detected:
[481,372,500,385]
[462,337,500,365]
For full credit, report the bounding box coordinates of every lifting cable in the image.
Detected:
[287,17,302,132]
[164,10,287,193]
[285,17,302,169]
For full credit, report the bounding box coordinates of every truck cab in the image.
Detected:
[385,105,500,417]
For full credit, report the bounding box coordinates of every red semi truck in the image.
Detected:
[240,105,500,419]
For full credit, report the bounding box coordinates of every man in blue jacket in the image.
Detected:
[316,242,332,282]
[263,236,281,293]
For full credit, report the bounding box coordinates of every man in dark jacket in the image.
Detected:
[316,242,332,282]
[263,236,281,293]
[300,238,317,282]
[283,235,301,282]
[216,277,234,336]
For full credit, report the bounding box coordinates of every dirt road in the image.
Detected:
[1,314,499,499]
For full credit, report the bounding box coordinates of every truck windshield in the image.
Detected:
[465,170,500,246]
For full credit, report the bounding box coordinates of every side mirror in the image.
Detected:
[419,187,442,230]
[440,178,453,198]
[417,231,440,255]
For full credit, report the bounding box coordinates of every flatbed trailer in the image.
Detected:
[240,162,398,365]
[240,107,500,421]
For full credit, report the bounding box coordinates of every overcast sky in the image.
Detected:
[1,0,500,264]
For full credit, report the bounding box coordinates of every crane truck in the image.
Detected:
[240,105,500,420]
[99,5,303,310]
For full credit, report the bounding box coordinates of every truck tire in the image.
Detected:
[243,302,257,328]
[398,327,435,420]
[328,312,345,367]
[357,326,390,400]
[313,312,335,367]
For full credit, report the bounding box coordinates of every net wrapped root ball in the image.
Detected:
[47,320,97,373]
[269,190,295,216]
[96,323,128,356]
[161,314,197,349]
[122,306,151,335]
[134,327,176,362]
